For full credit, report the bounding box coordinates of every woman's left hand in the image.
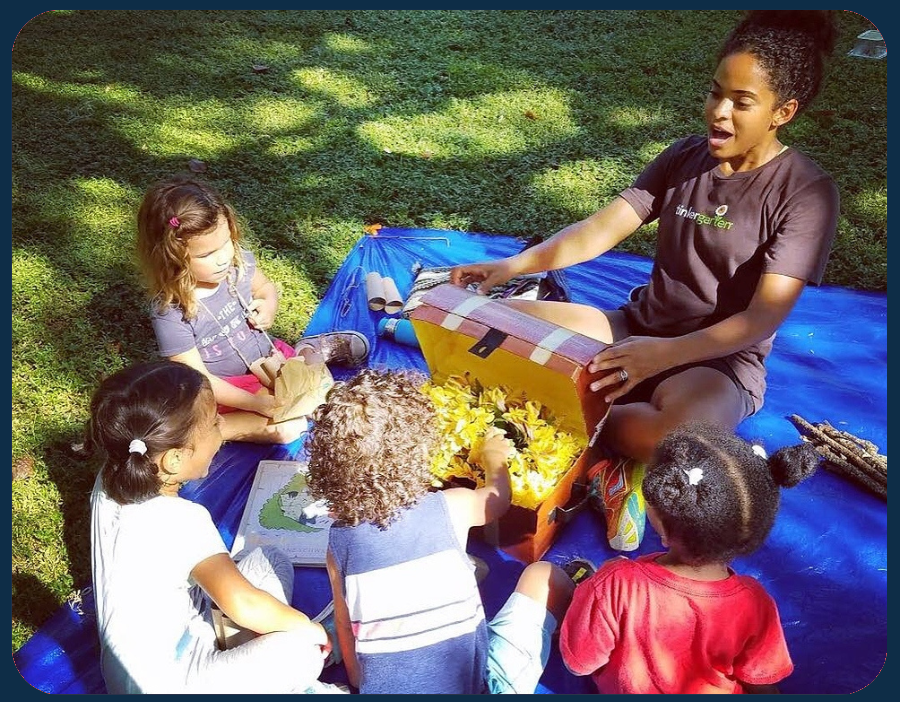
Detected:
[587,336,676,403]
[246,297,276,330]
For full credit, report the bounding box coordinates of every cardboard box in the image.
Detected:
[409,283,612,563]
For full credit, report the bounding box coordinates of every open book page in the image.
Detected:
[231,460,333,566]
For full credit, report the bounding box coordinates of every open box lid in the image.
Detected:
[409,283,611,444]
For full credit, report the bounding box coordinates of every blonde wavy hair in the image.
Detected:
[137,176,244,319]
[306,368,440,528]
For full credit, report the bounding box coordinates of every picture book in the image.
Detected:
[231,460,333,566]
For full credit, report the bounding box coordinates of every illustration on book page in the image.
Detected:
[231,460,333,566]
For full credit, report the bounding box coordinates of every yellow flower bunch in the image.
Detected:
[422,375,586,510]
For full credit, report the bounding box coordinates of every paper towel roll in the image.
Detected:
[365,272,385,311]
[381,276,404,315]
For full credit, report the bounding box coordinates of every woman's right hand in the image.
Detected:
[449,258,517,295]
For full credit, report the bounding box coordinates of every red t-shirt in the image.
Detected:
[559,553,793,694]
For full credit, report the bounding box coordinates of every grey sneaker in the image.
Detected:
[295,331,370,368]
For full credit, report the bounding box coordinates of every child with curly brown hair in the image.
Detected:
[306,368,575,694]
[559,422,820,694]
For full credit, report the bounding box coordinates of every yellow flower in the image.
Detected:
[423,375,585,508]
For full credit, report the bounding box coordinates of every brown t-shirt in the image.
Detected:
[619,135,839,412]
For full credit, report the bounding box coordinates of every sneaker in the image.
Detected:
[296,331,370,368]
[563,557,597,585]
[587,457,646,552]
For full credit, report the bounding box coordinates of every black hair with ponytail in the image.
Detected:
[89,360,211,504]
[643,422,820,565]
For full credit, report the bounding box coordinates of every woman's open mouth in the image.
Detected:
[708,127,733,149]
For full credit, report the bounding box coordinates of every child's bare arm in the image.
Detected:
[169,347,275,417]
[192,553,330,654]
[247,267,279,331]
[445,430,514,537]
[326,550,360,689]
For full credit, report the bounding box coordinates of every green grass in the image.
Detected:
[11,10,886,653]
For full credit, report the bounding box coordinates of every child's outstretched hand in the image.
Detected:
[470,428,514,471]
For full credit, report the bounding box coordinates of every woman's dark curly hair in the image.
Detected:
[643,422,820,565]
[89,360,213,505]
[306,368,440,529]
[719,10,837,114]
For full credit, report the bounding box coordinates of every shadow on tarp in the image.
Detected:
[13,228,886,694]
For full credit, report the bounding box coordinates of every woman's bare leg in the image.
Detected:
[499,299,744,462]
[603,366,746,462]
[502,299,628,343]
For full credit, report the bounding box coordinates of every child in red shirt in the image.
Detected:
[559,422,819,693]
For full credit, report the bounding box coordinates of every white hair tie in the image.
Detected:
[751,444,768,460]
[684,467,704,486]
[128,439,148,456]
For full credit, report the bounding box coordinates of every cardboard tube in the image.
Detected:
[365,272,385,311]
[381,276,404,315]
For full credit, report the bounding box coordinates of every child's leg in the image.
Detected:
[235,545,294,601]
[211,546,294,649]
[183,628,330,693]
[184,548,341,693]
[484,562,574,694]
[221,410,307,444]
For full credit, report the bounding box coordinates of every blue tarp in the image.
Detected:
[14,228,887,694]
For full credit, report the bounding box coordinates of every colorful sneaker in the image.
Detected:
[563,557,597,585]
[296,331,370,368]
[587,457,646,552]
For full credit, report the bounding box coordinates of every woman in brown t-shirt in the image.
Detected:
[450,11,839,464]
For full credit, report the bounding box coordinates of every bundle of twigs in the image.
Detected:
[788,415,887,500]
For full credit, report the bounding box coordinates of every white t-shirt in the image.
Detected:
[90,475,227,693]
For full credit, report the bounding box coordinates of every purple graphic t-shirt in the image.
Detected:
[150,250,273,377]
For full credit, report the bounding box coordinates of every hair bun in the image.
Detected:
[769,443,820,487]
[743,10,837,54]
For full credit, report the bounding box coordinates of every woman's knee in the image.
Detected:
[653,369,745,430]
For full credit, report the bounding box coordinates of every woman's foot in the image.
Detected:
[295,331,370,368]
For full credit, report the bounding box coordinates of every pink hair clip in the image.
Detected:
[168,216,181,228]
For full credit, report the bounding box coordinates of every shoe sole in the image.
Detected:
[298,330,370,367]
